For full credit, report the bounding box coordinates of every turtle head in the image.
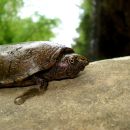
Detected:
[56,53,89,79]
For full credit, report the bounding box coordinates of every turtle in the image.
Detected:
[0,41,89,105]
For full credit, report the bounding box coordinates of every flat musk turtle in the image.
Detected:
[0,41,89,105]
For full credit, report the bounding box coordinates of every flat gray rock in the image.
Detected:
[0,56,130,130]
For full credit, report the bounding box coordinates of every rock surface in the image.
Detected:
[0,56,130,130]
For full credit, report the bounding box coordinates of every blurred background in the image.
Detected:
[0,0,130,61]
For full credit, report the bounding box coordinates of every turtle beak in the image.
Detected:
[78,56,89,71]
[79,56,89,66]
[85,58,89,66]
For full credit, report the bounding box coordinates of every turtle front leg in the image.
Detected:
[34,76,48,91]
[14,77,48,105]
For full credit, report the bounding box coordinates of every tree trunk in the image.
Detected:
[94,0,130,59]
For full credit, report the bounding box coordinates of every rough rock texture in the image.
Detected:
[0,56,130,130]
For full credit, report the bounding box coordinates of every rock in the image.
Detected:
[0,56,130,130]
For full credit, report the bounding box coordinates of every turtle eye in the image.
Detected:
[69,58,74,64]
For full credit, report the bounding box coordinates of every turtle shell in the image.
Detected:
[0,41,74,85]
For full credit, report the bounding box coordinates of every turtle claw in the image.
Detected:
[14,97,25,105]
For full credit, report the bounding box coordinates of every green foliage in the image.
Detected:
[73,0,94,56]
[0,0,59,45]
